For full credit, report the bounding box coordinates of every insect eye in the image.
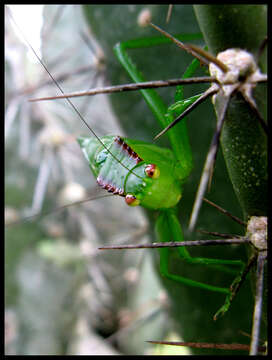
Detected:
[145,164,160,179]
[125,194,140,206]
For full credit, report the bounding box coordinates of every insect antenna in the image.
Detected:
[5,192,114,227]
[8,9,144,181]
[28,22,221,103]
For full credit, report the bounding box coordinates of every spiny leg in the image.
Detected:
[158,246,231,294]
[159,209,245,272]
[157,42,217,139]
[213,252,258,320]
[154,86,216,140]
[156,209,246,317]
[99,236,251,319]
[113,34,205,178]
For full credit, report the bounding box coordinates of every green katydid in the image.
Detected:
[30,16,267,317]
[6,5,266,355]
[40,18,266,351]
[29,20,251,317]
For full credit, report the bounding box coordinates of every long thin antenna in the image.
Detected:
[8,8,143,180]
[5,194,113,227]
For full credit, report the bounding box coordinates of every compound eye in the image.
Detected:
[125,194,140,206]
[145,164,160,179]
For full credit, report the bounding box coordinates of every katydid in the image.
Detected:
[28,17,265,318]
[28,20,249,317]
[6,5,266,355]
